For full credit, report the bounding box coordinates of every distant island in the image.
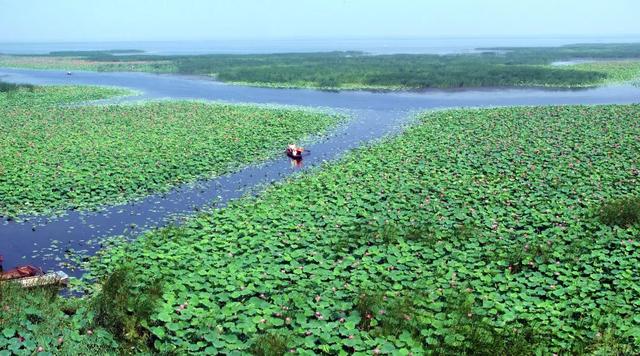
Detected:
[2,43,640,90]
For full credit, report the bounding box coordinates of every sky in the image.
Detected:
[1,0,639,42]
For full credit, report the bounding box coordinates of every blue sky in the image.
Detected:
[1,0,639,42]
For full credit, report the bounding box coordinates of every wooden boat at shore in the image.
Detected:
[1,264,69,288]
[0,265,41,280]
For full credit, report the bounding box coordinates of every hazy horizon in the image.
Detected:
[3,34,640,44]
[1,0,639,43]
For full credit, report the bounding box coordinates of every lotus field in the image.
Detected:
[0,87,342,217]
[564,60,640,86]
[80,105,640,354]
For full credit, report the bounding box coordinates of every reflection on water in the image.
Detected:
[290,158,304,169]
[1,67,639,276]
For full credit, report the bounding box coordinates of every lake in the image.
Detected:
[1,67,640,276]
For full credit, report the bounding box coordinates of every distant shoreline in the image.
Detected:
[2,36,640,55]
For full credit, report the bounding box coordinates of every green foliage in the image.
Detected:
[561,60,640,86]
[0,81,33,93]
[85,104,640,353]
[598,196,640,227]
[92,265,163,351]
[0,86,341,217]
[0,281,118,355]
[354,291,383,331]
[249,331,290,356]
[3,43,640,89]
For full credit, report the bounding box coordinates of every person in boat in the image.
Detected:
[286,144,305,158]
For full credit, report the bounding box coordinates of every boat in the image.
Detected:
[0,265,41,280]
[285,145,304,159]
[66,71,72,75]
[1,264,68,288]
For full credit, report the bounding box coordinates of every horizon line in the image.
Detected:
[2,34,640,44]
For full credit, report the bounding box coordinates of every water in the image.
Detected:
[1,67,640,276]
[2,36,640,55]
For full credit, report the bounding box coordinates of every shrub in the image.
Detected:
[354,291,383,331]
[92,265,163,350]
[250,331,290,356]
[0,280,118,354]
[0,81,34,93]
[598,197,640,227]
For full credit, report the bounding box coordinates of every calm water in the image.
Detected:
[2,36,640,55]
[1,67,640,276]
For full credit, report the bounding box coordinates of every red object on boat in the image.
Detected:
[1,265,42,281]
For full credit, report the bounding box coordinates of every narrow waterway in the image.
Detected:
[1,67,639,276]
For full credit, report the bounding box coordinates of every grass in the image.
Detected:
[0,86,342,217]
[81,104,640,354]
[3,43,640,90]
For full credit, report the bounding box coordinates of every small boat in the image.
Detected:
[1,264,68,288]
[285,145,304,159]
[0,265,41,281]
[66,71,72,76]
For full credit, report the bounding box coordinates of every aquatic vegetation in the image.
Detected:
[4,43,640,89]
[84,104,640,353]
[0,282,118,355]
[562,60,640,86]
[0,81,34,93]
[0,55,176,73]
[0,87,342,217]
